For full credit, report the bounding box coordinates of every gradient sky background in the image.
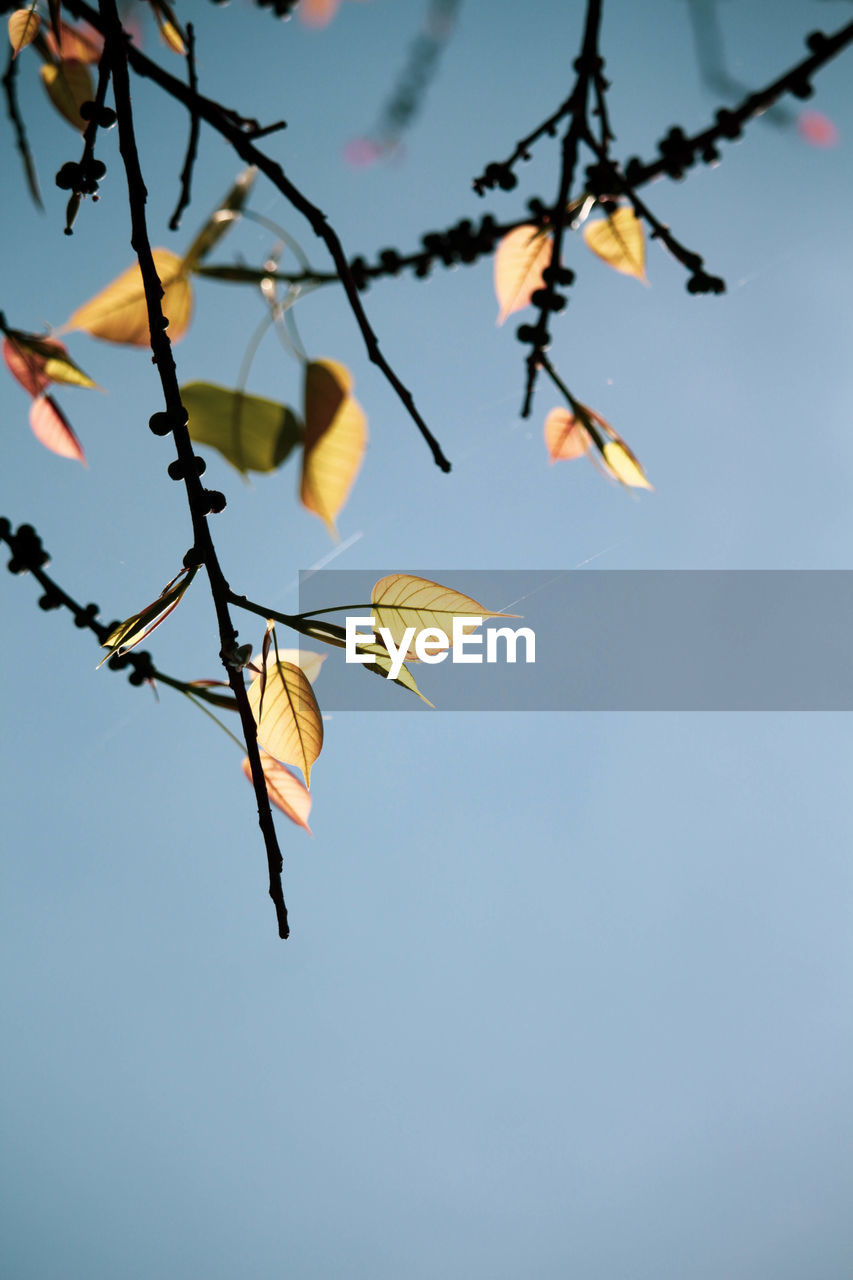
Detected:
[2,1,852,1277]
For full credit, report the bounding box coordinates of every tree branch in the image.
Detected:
[99,0,290,939]
[66,0,451,473]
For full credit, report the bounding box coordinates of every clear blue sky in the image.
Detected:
[2,2,852,1277]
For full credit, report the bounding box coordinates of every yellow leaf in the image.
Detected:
[602,440,653,489]
[40,59,94,131]
[544,407,591,462]
[583,206,646,281]
[247,654,323,788]
[300,359,367,539]
[251,648,325,686]
[8,7,40,55]
[493,225,553,324]
[241,754,313,834]
[66,249,193,346]
[371,574,516,652]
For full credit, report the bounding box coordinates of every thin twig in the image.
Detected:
[64,46,112,234]
[521,0,603,418]
[99,0,290,939]
[168,21,200,231]
[2,45,43,209]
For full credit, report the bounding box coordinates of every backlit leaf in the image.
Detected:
[182,381,302,474]
[151,0,186,54]
[296,618,432,705]
[182,168,257,272]
[66,249,192,345]
[247,651,323,787]
[300,359,367,538]
[241,754,313,833]
[371,575,516,652]
[98,566,198,667]
[583,206,646,281]
[251,648,326,685]
[494,225,553,324]
[8,7,40,55]
[29,395,85,464]
[351,641,434,705]
[3,331,96,396]
[602,440,653,489]
[45,18,103,62]
[40,59,93,131]
[544,407,591,462]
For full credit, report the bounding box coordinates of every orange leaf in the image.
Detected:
[493,225,553,324]
[242,754,313,834]
[8,8,41,56]
[544,408,591,463]
[45,19,103,63]
[29,395,86,464]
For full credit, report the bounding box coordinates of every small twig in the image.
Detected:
[63,47,112,234]
[2,45,43,209]
[0,517,239,704]
[168,21,199,231]
[472,91,576,196]
[521,0,603,418]
[622,20,853,186]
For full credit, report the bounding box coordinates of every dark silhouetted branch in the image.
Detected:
[168,21,200,231]
[99,0,290,939]
[2,45,43,209]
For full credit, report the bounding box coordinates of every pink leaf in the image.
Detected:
[493,225,554,324]
[4,335,55,396]
[797,110,839,149]
[242,753,313,834]
[544,408,591,462]
[28,395,86,464]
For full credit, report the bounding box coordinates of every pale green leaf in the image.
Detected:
[181,381,303,474]
[371,575,517,652]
